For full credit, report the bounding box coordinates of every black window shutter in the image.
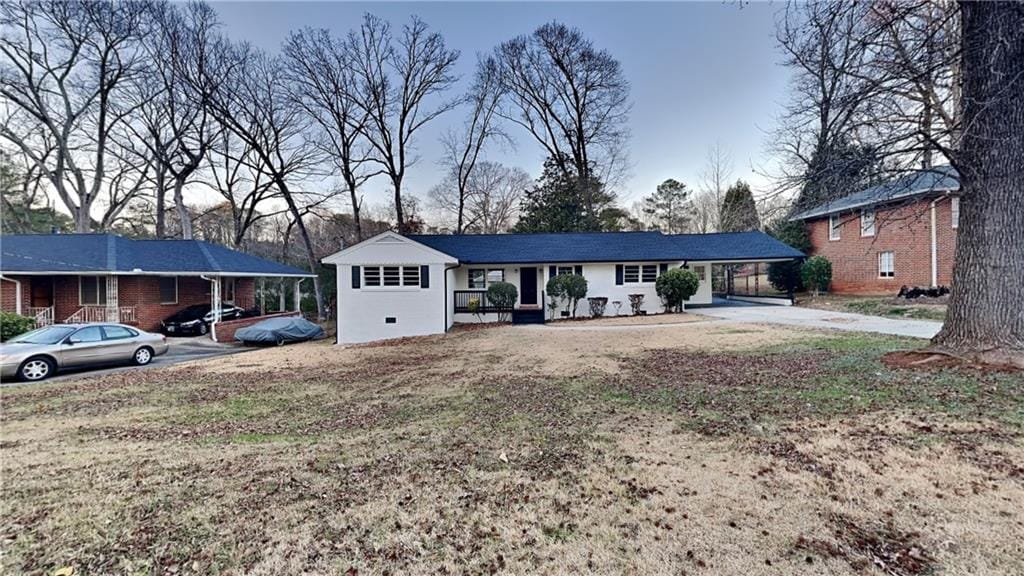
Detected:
[420,265,430,288]
[351,266,360,289]
[615,265,624,285]
[659,263,668,274]
[549,265,557,278]
[574,265,583,275]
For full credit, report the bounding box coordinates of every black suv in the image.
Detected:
[160,303,244,336]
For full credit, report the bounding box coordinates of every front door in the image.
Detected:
[30,277,53,308]
[520,267,538,306]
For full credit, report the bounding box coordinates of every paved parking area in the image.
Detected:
[700,304,943,339]
[7,336,249,385]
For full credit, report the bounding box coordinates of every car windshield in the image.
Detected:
[7,326,76,344]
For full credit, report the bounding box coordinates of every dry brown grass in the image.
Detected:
[2,322,1022,575]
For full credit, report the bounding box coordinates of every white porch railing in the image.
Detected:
[64,306,137,324]
[25,306,54,327]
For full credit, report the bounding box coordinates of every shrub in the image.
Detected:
[801,256,833,296]
[611,301,623,315]
[546,273,588,318]
[627,294,645,315]
[655,268,700,312]
[467,296,482,321]
[767,219,811,293]
[587,297,608,318]
[487,281,518,322]
[1,312,35,341]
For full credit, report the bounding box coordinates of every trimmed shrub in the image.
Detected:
[546,273,588,318]
[801,256,833,296]
[487,281,518,322]
[627,294,645,315]
[1,312,35,341]
[587,297,608,318]
[656,268,700,312]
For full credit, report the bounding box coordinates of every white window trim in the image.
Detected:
[860,209,876,237]
[362,265,423,290]
[829,215,841,241]
[555,266,576,276]
[878,251,895,279]
[468,267,505,289]
[159,276,178,305]
[622,263,661,285]
[951,197,960,229]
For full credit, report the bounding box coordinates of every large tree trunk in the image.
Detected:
[931,1,1024,367]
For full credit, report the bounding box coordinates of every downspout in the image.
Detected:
[201,275,220,341]
[0,276,22,315]
[929,199,939,287]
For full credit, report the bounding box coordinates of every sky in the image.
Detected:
[211,0,793,214]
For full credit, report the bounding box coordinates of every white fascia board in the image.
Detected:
[321,231,459,265]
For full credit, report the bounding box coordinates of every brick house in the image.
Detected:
[791,165,960,294]
[1,233,314,333]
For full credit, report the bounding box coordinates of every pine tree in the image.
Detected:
[514,155,615,232]
[718,180,761,232]
[641,179,692,233]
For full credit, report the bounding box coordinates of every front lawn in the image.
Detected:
[2,320,1021,575]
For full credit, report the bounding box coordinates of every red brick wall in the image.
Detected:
[806,196,959,294]
[1,276,31,313]
[212,311,299,343]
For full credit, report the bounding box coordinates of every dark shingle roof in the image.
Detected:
[1,234,313,276]
[407,230,803,264]
[791,165,960,221]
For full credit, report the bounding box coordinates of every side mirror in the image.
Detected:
[63,338,75,346]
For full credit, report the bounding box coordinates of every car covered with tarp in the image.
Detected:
[234,316,325,346]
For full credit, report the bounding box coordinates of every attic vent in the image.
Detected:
[385,317,397,324]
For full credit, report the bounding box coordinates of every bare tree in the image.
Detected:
[197,42,329,318]
[202,128,281,247]
[695,143,734,232]
[437,60,506,233]
[1,0,151,232]
[430,160,527,234]
[282,27,377,242]
[347,14,460,233]
[128,0,221,239]
[486,22,631,219]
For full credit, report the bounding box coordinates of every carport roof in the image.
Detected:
[1,233,314,276]
[407,230,804,264]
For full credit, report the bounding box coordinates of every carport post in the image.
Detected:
[294,278,302,313]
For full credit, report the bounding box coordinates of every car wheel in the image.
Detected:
[198,322,208,335]
[275,336,285,347]
[133,347,154,366]
[19,356,54,382]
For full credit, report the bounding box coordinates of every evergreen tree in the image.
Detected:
[796,138,882,212]
[641,179,692,233]
[514,155,615,232]
[718,179,761,232]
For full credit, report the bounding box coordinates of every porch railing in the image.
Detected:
[25,306,54,327]
[64,305,137,324]
[453,290,513,314]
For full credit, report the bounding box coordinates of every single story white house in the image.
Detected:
[322,230,804,344]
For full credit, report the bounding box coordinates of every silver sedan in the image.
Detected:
[0,324,170,382]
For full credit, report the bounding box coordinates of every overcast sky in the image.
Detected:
[211,0,792,213]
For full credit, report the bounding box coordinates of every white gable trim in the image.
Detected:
[321,231,459,265]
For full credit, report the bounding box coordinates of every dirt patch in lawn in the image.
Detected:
[883,350,1024,374]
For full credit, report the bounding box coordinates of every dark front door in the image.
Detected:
[31,277,53,307]
[520,267,538,306]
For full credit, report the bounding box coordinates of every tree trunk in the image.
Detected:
[173,176,193,240]
[931,1,1024,367]
[278,179,326,320]
[155,166,167,237]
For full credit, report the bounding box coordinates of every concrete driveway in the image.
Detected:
[6,335,249,386]
[700,305,942,339]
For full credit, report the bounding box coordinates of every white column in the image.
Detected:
[105,275,119,322]
[294,278,302,312]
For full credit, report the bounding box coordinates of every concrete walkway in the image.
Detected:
[699,305,942,339]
